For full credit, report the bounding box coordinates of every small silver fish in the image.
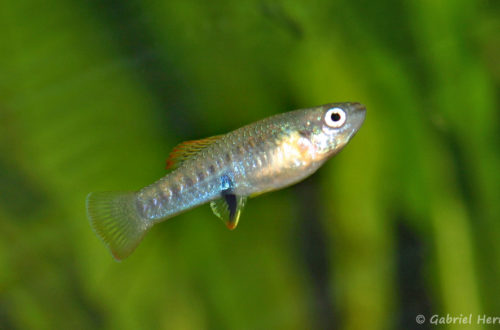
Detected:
[86,102,366,260]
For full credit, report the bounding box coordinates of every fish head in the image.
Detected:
[298,102,366,162]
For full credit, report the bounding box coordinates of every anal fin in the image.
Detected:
[210,193,247,230]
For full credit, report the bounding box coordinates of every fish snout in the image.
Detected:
[349,102,366,113]
[348,102,366,130]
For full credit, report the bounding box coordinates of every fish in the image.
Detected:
[86,102,366,260]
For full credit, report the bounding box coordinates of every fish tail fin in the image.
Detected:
[86,191,150,261]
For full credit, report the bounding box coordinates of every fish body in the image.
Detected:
[86,102,366,260]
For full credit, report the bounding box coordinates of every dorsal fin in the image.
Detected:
[166,135,223,170]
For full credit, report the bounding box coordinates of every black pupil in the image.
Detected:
[331,111,341,122]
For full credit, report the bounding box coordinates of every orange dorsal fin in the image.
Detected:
[166,135,223,170]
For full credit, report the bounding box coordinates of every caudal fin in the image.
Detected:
[86,191,149,261]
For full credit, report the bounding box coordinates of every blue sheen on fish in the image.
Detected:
[86,102,366,260]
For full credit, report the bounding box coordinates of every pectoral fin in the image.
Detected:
[210,194,247,230]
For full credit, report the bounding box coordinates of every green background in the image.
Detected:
[0,0,499,329]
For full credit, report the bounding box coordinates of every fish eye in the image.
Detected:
[324,108,346,128]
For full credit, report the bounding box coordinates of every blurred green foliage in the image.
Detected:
[0,0,499,329]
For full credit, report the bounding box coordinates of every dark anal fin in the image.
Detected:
[224,193,238,220]
[210,193,247,230]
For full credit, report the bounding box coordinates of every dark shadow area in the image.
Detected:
[0,158,49,221]
[395,217,432,330]
[0,299,16,330]
[260,1,303,39]
[85,0,201,137]
[294,176,337,330]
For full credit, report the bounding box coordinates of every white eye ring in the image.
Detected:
[324,108,346,128]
